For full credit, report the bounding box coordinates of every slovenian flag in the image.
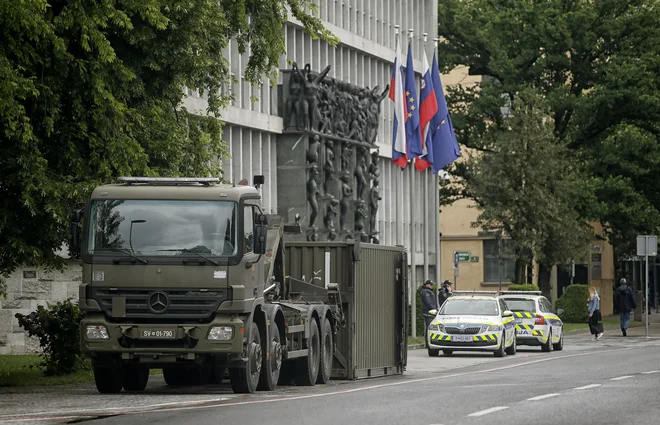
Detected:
[415,50,439,171]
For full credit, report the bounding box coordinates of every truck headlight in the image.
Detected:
[208,326,233,341]
[85,325,110,340]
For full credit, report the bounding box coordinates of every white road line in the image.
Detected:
[610,376,633,381]
[642,370,659,374]
[527,393,560,401]
[574,384,601,390]
[467,406,509,417]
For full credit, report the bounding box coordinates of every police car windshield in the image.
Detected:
[440,299,500,316]
[503,299,536,312]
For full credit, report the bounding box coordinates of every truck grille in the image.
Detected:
[91,287,231,321]
[445,326,482,335]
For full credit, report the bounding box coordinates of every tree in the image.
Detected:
[0,0,337,294]
[438,0,660,256]
[466,88,594,297]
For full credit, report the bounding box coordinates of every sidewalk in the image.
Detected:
[567,311,660,338]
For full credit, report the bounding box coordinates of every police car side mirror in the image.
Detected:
[502,310,513,318]
[428,309,438,316]
[556,308,564,316]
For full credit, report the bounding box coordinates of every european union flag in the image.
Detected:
[404,42,423,159]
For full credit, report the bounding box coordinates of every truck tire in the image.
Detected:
[230,321,262,394]
[295,319,320,386]
[163,367,187,386]
[258,321,283,391]
[316,317,333,384]
[212,366,226,384]
[123,365,149,392]
[93,366,124,394]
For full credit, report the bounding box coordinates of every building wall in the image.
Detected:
[1,1,443,353]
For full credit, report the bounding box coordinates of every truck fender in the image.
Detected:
[243,298,268,351]
[304,305,329,337]
[260,304,286,342]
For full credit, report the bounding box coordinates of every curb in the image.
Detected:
[408,344,425,350]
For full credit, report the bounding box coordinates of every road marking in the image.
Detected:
[610,376,633,381]
[467,406,509,417]
[527,393,560,401]
[574,384,601,390]
[642,370,659,374]
[0,347,635,423]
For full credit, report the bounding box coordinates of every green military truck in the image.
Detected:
[69,176,350,394]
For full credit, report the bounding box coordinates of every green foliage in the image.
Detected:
[507,284,540,292]
[438,0,660,257]
[555,284,590,323]
[14,301,85,376]
[0,1,336,293]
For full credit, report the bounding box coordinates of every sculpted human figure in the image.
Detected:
[339,174,353,231]
[354,149,368,199]
[369,179,382,236]
[284,62,307,130]
[298,64,332,130]
[307,134,321,167]
[323,140,336,195]
[307,166,320,228]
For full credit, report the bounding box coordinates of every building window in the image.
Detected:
[483,239,516,284]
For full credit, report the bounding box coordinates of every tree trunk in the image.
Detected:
[538,263,552,301]
[515,259,526,284]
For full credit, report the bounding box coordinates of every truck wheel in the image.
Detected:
[212,366,226,384]
[316,317,333,384]
[258,321,283,391]
[93,366,124,394]
[230,321,262,394]
[123,365,149,392]
[163,367,187,386]
[295,319,320,386]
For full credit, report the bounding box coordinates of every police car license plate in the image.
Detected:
[514,318,522,324]
[452,335,472,342]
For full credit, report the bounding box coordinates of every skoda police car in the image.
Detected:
[499,291,564,352]
[426,291,517,357]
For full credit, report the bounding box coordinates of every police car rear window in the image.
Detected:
[440,299,499,316]
[503,299,536,312]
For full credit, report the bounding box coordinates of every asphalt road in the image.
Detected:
[2,334,659,425]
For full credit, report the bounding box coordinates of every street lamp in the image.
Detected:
[129,220,146,252]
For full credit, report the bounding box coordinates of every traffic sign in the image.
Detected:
[636,235,657,256]
[454,251,470,262]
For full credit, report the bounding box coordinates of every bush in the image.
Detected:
[555,284,590,323]
[15,300,85,376]
[507,284,540,292]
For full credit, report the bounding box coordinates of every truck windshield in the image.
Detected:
[86,199,237,257]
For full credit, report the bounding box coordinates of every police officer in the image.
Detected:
[438,280,453,306]
[421,280,438,347]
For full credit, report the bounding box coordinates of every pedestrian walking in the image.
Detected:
[587,286,604,340]
[421,280,438,348]
[615,278,637,336]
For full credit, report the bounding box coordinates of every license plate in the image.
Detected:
[514,318,522,324]
[452,335,472,342]
[139,329,176,339]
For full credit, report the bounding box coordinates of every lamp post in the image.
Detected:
[129,220,146,252]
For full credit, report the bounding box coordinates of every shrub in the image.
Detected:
[15,300,85,376]
[555,284,590,323]
[507,284,540,292]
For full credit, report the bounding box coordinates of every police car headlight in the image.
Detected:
[487,325,500,331]
[429,324,443,332]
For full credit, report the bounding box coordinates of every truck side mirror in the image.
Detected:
[69,208,83,258]
[253,223,267,255]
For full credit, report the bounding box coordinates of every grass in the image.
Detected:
[407,336,425,346]
[0,355,163,388]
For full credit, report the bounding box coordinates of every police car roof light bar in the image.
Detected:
[117,176,220,186]
[499,291,542,295]
[451,290,499,296]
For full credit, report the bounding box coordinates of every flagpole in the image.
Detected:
[433,37,442,302]
[422,32,430,286]
[408,27,417,339]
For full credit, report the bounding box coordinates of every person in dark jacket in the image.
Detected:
[421,280,438,347]
[438,280,453,306]
[615,278,637,336]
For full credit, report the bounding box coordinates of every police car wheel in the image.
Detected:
[494,332,505,357]
[442,349,453,356]
[505,334,516,355]
[552,328,564,351]
[428,348,440,357]
[541,329,552,353]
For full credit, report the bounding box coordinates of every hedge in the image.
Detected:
[555,284,590,323]
[507,284,540,292]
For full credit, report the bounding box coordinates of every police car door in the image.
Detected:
[541,297,558,338]
[499,298,513,342]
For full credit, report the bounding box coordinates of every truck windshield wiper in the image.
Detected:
[157,249,220,266]
[110,248,148,264]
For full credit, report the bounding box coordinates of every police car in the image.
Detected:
[499,291,564,352]
[426,291,517,357]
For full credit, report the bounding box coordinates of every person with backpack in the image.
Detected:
[615,278,637,337]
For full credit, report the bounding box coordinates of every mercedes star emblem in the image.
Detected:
[148,292,169,314]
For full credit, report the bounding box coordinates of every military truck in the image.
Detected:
[69,176,349,394]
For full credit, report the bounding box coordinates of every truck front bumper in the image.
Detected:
[80,313,246,362]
